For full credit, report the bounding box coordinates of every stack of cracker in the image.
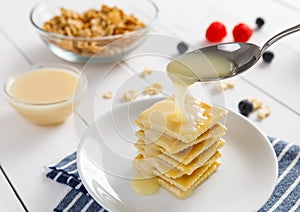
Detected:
[133,96,228,199]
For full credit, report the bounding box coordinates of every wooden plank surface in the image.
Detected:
[0,0,299,210]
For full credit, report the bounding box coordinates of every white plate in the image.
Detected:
[77,97,278,212]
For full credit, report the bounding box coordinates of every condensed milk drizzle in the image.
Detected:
[167,51,235,120]
[131,172,159,195]
[131,51,233,195]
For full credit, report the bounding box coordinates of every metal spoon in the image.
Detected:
[169,24,300,82]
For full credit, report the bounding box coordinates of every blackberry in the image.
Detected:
[177,41,188,54]
[238,99,253,116]
[262,51,274,63]
[255,17,265,29]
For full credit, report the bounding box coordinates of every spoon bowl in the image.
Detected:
[192,42,261,80]
[168,24,300,82]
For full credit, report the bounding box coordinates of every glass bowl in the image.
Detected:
[4,65,88,125]
[30,0,158,63]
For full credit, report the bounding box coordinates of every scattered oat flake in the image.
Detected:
[140,68,153,78]
[152,83,162,90]
[144,83,163,95]
[257,106,271,120]
[144,87,156,95]
[226,81,235,88]
[103,91,113,99]
[123,90,138,102]
[214,80,235,92]
[247,97,263,111]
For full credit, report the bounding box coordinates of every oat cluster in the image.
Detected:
[43,5,145,56]
[248,97,271,120]
[44,5,145,37]
[143,83,163,96]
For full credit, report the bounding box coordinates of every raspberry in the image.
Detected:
[232,23,253,42]
[205,22,227,42]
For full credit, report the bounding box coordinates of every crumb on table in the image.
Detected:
[140,68,153,78]
[214,80,235,92]
[103,91,113,99]
[143,83,163,95]
[257,106,271,120]
[123,90,138,102]
[247,97,263,111]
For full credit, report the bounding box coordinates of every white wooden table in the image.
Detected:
[0,0,300,211]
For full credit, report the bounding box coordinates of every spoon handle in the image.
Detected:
[260,24,300,54]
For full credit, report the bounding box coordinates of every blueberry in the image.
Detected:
[262,51,274,63]
[177,41,188,54]
[238,99,253,116]
[255,17,265,29]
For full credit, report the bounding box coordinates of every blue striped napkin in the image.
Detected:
[46,137,300,212]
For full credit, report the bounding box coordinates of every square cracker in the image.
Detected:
[138,138,225,175]
[157,161,221,199]
[132,150,221,179]
[158,151,221,179]
[136,123,226,154]
[135,96,228,143]
[135,135,222,165]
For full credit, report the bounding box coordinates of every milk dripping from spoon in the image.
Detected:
[167,24,300,117]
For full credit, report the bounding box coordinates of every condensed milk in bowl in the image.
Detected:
[4,64,87,125]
